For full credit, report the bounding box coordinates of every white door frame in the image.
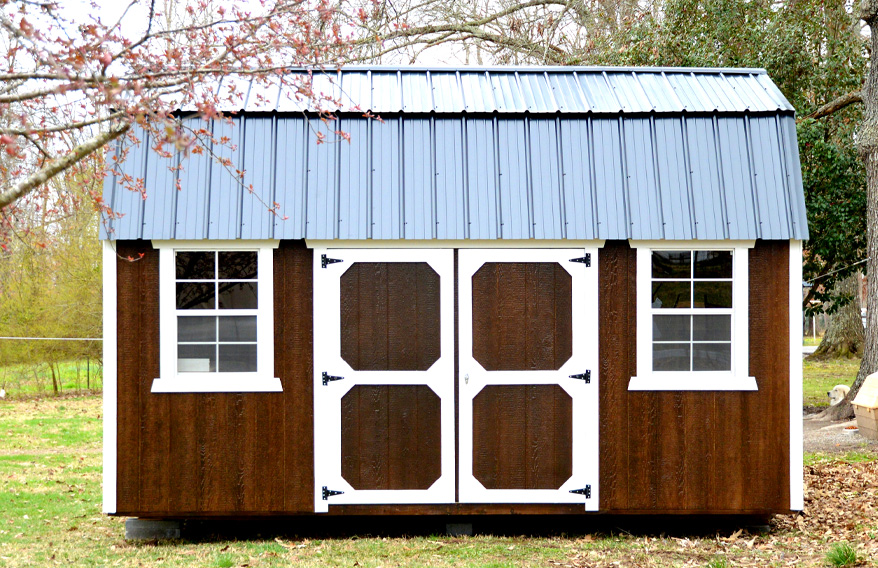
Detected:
[312,248,456,512]
[458,248,599,509]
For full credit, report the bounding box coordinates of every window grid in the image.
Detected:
[651,250,733,372]
[175,251,259,374]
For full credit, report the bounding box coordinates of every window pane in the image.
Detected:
[652,281,691,308]
[176,283,215,309]
[693,343,731,371]
[178,344,216,372]
[694,251,732,279]
[693,315,731,341]
[218,316,257,342]
[653,343,690,371]
[653,315,690,341]
[219,251,258,280]
[652,251,690,279]
[693,282,732,308]
[218,344,258,372]
[176,251,215,279]
[178,316,216,342]
[218,283,258,309]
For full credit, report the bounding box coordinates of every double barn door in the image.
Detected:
[313,248,598,512]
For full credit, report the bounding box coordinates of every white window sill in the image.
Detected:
[628,374,757,391]
[150,376,282,393]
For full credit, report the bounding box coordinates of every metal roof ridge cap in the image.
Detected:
[285,65,770,74]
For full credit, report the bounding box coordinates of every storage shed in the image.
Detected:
[101,66,806,520]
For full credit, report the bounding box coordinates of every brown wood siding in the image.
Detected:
[340,262,441,371]
[115,239,791,517]
[471,262,572,371]
[472,385,573,490]
[598,240,791,513]
[115,240,314,515]
[341,385,442,490]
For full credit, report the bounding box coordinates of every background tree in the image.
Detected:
[348,0,870,412]
[0,0,364,245]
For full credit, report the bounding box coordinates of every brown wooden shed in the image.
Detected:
[101,66,806,522]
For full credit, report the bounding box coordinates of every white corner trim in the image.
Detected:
[101,241,117,514]
[306,239,607,249]
[150,376,282,393]
[789,239,804,511]
[628,374,757,391]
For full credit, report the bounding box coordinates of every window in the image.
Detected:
[152,240,281,393]
[629,241,756,391]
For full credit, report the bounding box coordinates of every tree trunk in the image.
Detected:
[806,274,864,360]
[817,0,878,421]
[50,363,58,396]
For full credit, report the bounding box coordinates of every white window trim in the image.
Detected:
[628,240,757,392]
[151,240,281,393]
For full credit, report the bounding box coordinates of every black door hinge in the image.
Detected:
[321,254,343,268]
[322,486,344,500]
[569,254,591,267]
[569,370,591,383]
[569,485,591,498]
[322,372,344,385]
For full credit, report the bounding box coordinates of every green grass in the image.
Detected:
[804,450,878,466]
[706,557,730,568]
[825,542,857,567]
[802,357,860,407]
[0,359,102,398]
[803,336,822,347]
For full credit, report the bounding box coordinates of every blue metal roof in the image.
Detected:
[180,66,793,115]
[103,67,807,241]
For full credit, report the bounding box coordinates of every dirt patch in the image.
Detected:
[804,413,878,454]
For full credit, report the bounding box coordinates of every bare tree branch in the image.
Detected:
[804,90,863,120]
[0,123,130,210]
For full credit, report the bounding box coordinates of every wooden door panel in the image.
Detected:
[472,385,572,490]
[340,262,441,371]
[341,385,442,490]
[471,263,572,371]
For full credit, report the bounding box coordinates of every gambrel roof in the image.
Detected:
[102,66,807,241]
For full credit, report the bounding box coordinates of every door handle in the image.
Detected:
[464,373,469,384]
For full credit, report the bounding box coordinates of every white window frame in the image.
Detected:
[151,240,281,393]
[628,240,757,391]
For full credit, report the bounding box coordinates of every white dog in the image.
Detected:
[827,384,850,406]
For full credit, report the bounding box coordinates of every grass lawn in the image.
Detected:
[1,396,877,567]
[0,359,102,398]
[802,357,861,407]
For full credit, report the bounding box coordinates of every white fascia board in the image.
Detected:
[305,239,606,249]
[152,239,280,250]
[102,241,117,514]
[789,240,804,511]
